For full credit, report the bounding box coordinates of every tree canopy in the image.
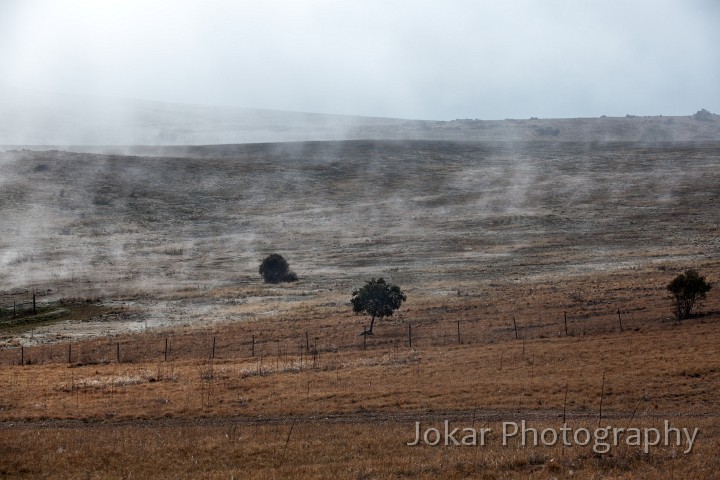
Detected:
[667,269,711,320]
[350,278,406,334]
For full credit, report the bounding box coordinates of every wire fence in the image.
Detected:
[0,305,653,367]
[0,294,38,319]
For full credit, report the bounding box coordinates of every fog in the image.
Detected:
[2,0,719,122]
[1,2,719,345]
[1,141,718,345]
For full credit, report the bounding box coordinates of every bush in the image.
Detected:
[258,254,297,284]
[667,269,711,320]
[693,109,715,122]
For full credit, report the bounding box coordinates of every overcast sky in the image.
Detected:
[1,0,718,120]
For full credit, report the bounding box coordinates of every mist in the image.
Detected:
[1,0,719,123]
[1,2,719,344]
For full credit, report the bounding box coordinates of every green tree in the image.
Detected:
[351,278,406,335]
[258,253,297,284]
[667,269,711,320]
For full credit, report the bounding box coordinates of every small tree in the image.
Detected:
[350,278,406,335]
[667,269,711,320]
[258,253,297,284]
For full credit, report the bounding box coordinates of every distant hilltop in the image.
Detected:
[422,109,720,143]
[1,91,718,146]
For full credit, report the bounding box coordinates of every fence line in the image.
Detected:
[0,306,655,367]
[0,294,41,325]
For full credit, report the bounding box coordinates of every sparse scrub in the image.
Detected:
[1,141,720,478]
[162,246,184,256]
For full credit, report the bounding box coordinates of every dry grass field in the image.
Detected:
[1,140,719,478]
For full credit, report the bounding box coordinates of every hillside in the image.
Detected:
[2,91,719,146]
[1,136,720,480]
[1,140,718,344]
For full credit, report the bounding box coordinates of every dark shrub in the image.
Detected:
[693,109,715,122]
[258,253,297,284]
[667,269,711,320]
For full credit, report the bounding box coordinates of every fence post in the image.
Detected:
[116,342,120,363]
[68,344,72,364]
[251,335,255,357]
[408,323,412,348]
[20,346,24,366]
[32,294,36,314]
[164,338,168,361]
[211,336,216,359]
[617,308,624,332]
[457,320,461,344]
[564,311,568,336]
[513,316,519,340]
[13,301,16,317]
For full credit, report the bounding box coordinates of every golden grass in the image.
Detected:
[1,317,719,422]
[2,418,718,479]
[1,263,719,478]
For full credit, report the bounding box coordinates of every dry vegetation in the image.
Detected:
[1,140,719,478]
[1,298,719,478]
[3,418,719,479]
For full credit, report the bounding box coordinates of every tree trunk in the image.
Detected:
[368,316,376,334]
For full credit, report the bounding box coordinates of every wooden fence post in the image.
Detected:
[513,316,519,340]
[68,344,72,364]
[408,323,412,348]
[457,320,461,344]
[116,342,120,363]
[564,311,568,336]
[211,336,216,359]
[251,335,255,357]
[32,294,36,314]
[164,338,168,361]
[617,308,624,332]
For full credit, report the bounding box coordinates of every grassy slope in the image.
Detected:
[0,140,719,478]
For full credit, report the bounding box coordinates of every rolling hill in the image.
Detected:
[2,90,719,147]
